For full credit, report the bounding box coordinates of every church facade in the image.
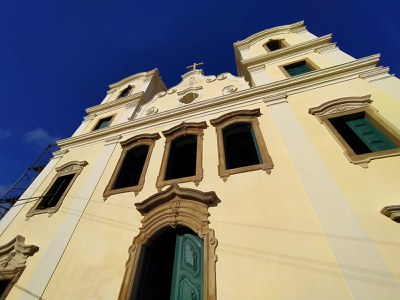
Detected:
[0,21,400,299]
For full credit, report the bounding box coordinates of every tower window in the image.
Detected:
[265,39,287,51]
[281,59,316,77]
[118,85,132,98]
[156,122,207,190]
[93,116,113,131]
[26,161,88,218]
[210,109,273,180]
[104,133,160,197]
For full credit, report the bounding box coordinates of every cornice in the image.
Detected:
[108,69,159,89]
[57,55,382,149]
[240,34,332,69]
[381,205,400,223]
[234,21,305,50]
[135,184,220,214]
[85,92,144,115]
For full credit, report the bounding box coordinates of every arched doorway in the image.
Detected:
[118,185,220,300]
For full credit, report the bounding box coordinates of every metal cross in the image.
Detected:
[186,62,204,71]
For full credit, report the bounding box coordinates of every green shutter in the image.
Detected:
[170,233,203,300]
[346,117,397,152]
[250,126,262,163]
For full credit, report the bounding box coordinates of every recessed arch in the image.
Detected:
[118,185,220,300]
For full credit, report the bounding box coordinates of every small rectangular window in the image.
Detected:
[93,116,113,131]
[329,112,397,155]
[265,39,287,51]
[283,60,313,77]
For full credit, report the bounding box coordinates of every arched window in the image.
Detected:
[104,133,160,197]
[118,185,220,300]
[210,109,273,180]
[157,122,207,190]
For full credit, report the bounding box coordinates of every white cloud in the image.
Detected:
[0,129,11,139]
[23,128,59,147]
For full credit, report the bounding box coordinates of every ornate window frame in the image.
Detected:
[26,160,88,218]
[309,95,400,168]
[210,109,274,181]
[104,133,160,198]
[0,235,39,300]
[91,114,116,131]
[278,57,319,78]
[156,122,208,190]
[118,184,220,300]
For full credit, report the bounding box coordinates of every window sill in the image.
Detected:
[156,174,203,191]
[219,161,273,181]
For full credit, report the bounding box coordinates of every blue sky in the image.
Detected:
[0,0,399,196]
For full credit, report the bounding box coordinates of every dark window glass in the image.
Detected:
[113,145,149,189]
[134,227,201,300]
[266,40,283,51]
[93,116,112,131]
[165,135,197,180]
[330,112,397,155]
[37,174,75,209]
[284,60,312,77]
[223,123,261,169]
[119,86,132,98]
[0,279,11,297]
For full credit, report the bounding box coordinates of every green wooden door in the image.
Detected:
[170,233,204,300]
[346,117,397,152]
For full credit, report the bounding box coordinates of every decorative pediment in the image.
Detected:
[119,185,220,300]
[234,21,305,51]
[161,121,208,138]
[0,236,38,271]
[55,160,88,175]
[133,69,250,119]
[120,133,161,148]
[308,95,372,122]
[381,205,400,223]
[135,184,221,215]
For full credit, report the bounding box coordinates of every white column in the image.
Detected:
[267,99,400,300]
[19,135,121,300]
